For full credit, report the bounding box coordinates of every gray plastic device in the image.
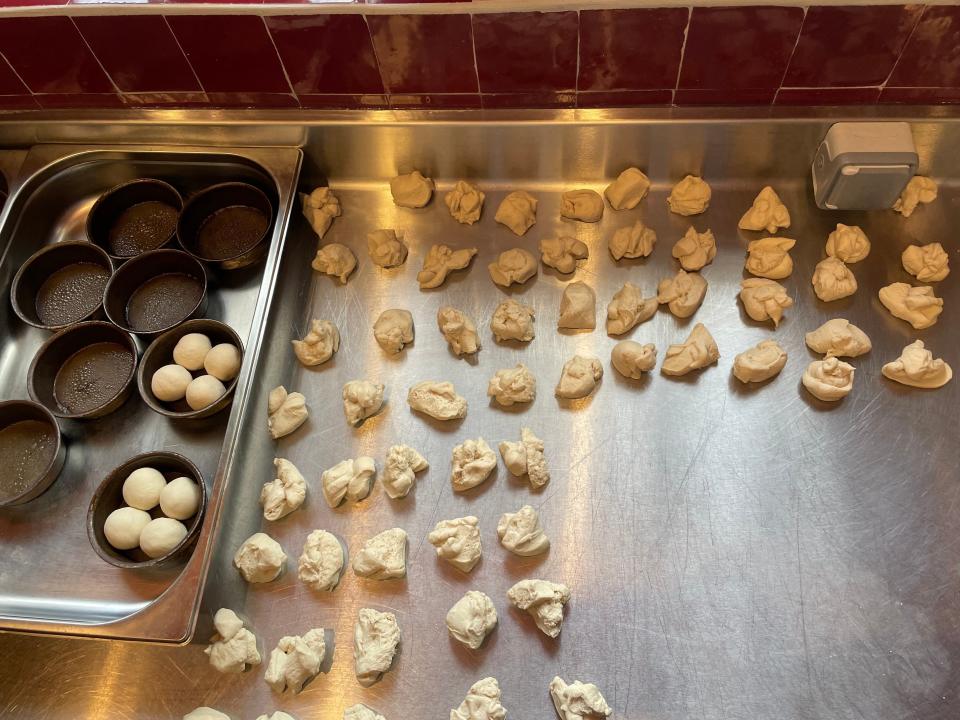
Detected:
[812,122,918,210]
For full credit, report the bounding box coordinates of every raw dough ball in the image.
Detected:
[451,438,497,491]
[882,340,952,389]
[605,167,650,210]
[122,466,167,510]
[451,677,507,720]
[499,427,549,489]
[103,506,151,551]
[367,229,408,268]
[826,223,870,263]
[173,333,212,371]
[540,236,589,274]
[407,380,467,420]
[446,590,497,650]
[373,308,414,355]
[558,281,597,330]
[611,341,657,379]
[186,375,226,411]
[267,386,308,439]
[495,190,537,236]
[428,516,482,572]
[805,319,872,358]
[738,186,790,233]
[893,175,937,217]
[256,713,296,720]
[417,244,477,289]
[609,219,656,260]
[159,476,201,520]
[342,379,385,426]
[312,243,357,283]
[139,517,188,558]
[204,343,240,382]
[561,189,604,222]
[445,180,485,224]
[606,281,657,335]
[345,705,386,720]
[732,340,787,384]
[390,170,434,208]
[491,298,535,342]
[902,242,949,282]
[739,277,793,327]
[672,227,716,271]
[204,608,260,674]
[382,444,429,499]
[260,458,305,521]
[488,248,537,286]
[292,319,339,366]
[352,528,407,579]
[498,504,549,556]
[549,676,612,720]
[234,532,286,583]
[354,608,400,686]
[298,529,344,591]
[745,237,795,279]
[555,355,603,399]
[507,578,570,638]
[321,456,376,507]
[812,256,858,302]
[437,306,480,356]
[657,269,707,318]
[802,357,855,401]
[487,363,536,407]
[183,708,230,720]
[151,364,193,403]
[265,628,326,694]
[661,323,719,377]
[300,187,341,240]
[667,175,711,215]
[878,282,943,329]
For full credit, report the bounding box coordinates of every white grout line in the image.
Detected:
[880,4,926,92]
[468,13,481,94]
[672,6,691,92]
[574,10,581,94]
[0,50,32,95]
[362,13,389,95]
[261,15,298,98]
[164,15,207,95]
[775,6,807,93]
[70,15,123,95]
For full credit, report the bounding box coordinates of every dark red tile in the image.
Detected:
[577,89,673,107]
[204,92,299,108]
[365,0,468,3]
[121,92,209,107]
[389,93,481,109]
[297,93,389,109]
[0,94,39,110]
[775,87,880,105]
[473,11,578,93]
[167,15,290,93]
[35,93,124,109]
[678,7,803,91]
[0,17,113,94]
[72,0,163,4]
[367,14,476,93]
[888,6,960,88]
[481,92,576,109]
[266,14,382,94]
[0,0,66,6]
[0,54,27,95]
[880,87,960,104]
[674,88,777,105]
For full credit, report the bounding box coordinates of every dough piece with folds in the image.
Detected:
[661,323,719,377]
[451,438,497,492]
[428,516,482,572]
[260,458,306,521]
[301,187,341,240]
[745,237,795,279]
[344,705,386,720]
[507,579,570,638]
[561,189,604,222]
[354,608,400,686]
[549,677,612,720]
[234,533,286,583]
[812,257,857,302]
[268,386,308,439]
[893,176,937,217]
[374,309,414,355]
[606,282,658,335]
[495,190,537,236]
[298,529,344,592]
[321,456,376,507]
[499,427,549,489]
[605,167,650,210]
[352,528,407,580]
[487,363,536,407]
[292,319,339,366]
[672,227,717,271]
[498,505,550,556]
[205,608,261,674]
[438,306,480,356]
[418,244,478,289]
[390,170,434,208]
[657,269,707,318]
[805,319,872,358]
[382,445,429,499]
[902,242,950,282]
[446,591,497,650]
[256,713,295,720]
[732,340,787,384]
[555,355,603,399]
[450,677,507,720]
[367,230,408,268]
[825,224,870,263]
[540,236,589,274]
[184,708,231,720]
[802,357,855,401]
[609,219,656,260]
[491,299,535,342]
[558,282,597,330]
[312,243,357,284]
[265,628,326,694]
[445,180,485,225]
[343,380,385,426]
[882,340,952,389]
[407,380,467,420]
[667,175,711,215]
[488,248,537,287]
[611,341,657,378]
[738,186,790,233]
[739,278,793,327]
[878,282,943,329]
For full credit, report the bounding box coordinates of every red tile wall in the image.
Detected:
[0,3,954,111]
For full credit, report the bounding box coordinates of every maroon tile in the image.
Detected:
[0,54,27,95]
[367,14,476,94]
[0,94,39,110]
[167,15,290,93]
[297,93,389,109]
[775,87,880,105]
[481,92,576,109]
[72,0,163,4]
[35,93,125,109]
[578,9,687,91]
[473,11,578,93]
[0,17,113,94]
[880,87,960,104]
[674,88,777,105]
[389,93,482,109]
[678,7,803,91]
[577,89,673,107]
[121,92,209,107]
[888,6,960,88]
[0,0,66,6]
[365,0,468,4]
[204,92,299,108]
[266,14,382,94]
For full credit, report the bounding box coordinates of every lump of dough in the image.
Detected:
[878,282,943,329]
[732,340,787,384]
[893,175,937,217]
[300,187,341,240]
[555,355,603,399]
[354,608,400,686]
[417,244,477,289]
[352,528,407,579]
[186,375,226,411]
[805,319,871,358]
[373,308,414,355]
[507,579,570,638]
[606,281,657,335]
[407,380,467,420]
[123,466,166,510]
[184,708,231,720]
[812,257,858,302]
[437,306,480,356]
[139,517,188,558]
[609,219,656,260]
[445,180,485,225]
[495,190,537,236]
[605,167,650,210]
[367,229,408,268]
[104,506,151,550]
[390,170,434,208]
[204,344,241,382]
[498,427,549,489]
[312,243,357,284]
[264,628,326,694]
[802,357,855,401]
[739,278,793,327]
[661,323,719,377]
[487,363,536,407]
[561,189,604,222]
[342,380,385,426]
[446,591,497,650]
[159,476,201,520]
[292,319,339,366]
[267,386,308,439]
[428,516,482,572]
[549,676,612,720]
[498,505,549,556]
[260,458,305,521]
[488,248,537,287]
[255,714,295,720]
[611,341,657,379]
[745,237,795,279]
[882,340,952,389]
[491,299,535,342]
[298,529,344,591]
[205,608,260,674]
[451,677,507,720]
[902,242,949,282]
[152,364,193,403]
[234,532,286,583]
[738,186,790,233]
[667,175,711,216]
[540,236,589,274]
[657,269,707,318]
[321,456,376,507]
[826,223,870,263]
[344,705,386,720]
[451,438,497,492]
[173,333,211,371]
[672,227,716,271]
[558,281,596,330]
[382,444,429,499]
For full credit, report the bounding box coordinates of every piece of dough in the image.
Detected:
[184,708,230,720]
[812,257,857,302]
[804,318,871,359]
[878,282,943,329]
[488,248,537,287]
[321,456,376,507]
[893,176,937,217]
[373,309,414,355]
[268,386,308,439]
[104,506,151,551]
[657,269,707,318]
[352,528,407,580]
[506,579,570,638]
[139,517,187,558]
[428,516,482,572]
[487,363,536,407]
[204,343,241,382]
[540,236,589,274]
[672,227,717,271]
[173,331,211,372]
[825,224,870,263]
[298,529,344,591]
[159,476,201,520]
[301,187,341,240]
[446,590,497,650]
[354,608,400,686]
[555,355,603,399]
[558,282,596,330]
[312,243,357,284]
[491,299,535,342]
[882,340,952,389]
[561,189,604,222]
[292,319,339,366]
[609,219,656,260]
[186,375,226,411]
[382,444,429,499]
[367,229,408,268]
[451,677,507,720]
[255,713,295,720]
[123,467,166,510]
[495,190,537,236]
[498,505,550,556]
[342,380,385,426]
[549,676,612,720]
[260,457,306,521]
[437,306,480,356]
[605,167,650,210]
[606,281,657,335]
[499,427,549,489]
[407,380,467,420]
[418,244,477,289]
[611,341,657,379]
[390,170,434,208]
[802,357,855,401]
[264,628,326,694]
[234,532,286,583]
[667,175,711,215]
[745,237,795,279]
[902,242,949,282]
[451,438,497,491]
[732,340,787,383]
[739,277,793,327]
[661,323,719,376]
[445,180,485,225]
[738,186,790,233]
[344,705,386,720]
[205,608,260,674]
[152,364,192,402]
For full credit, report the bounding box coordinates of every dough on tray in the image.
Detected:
[744,237,795,279]
[298,529,344,592]
[609,219,656,260]
[902,242,950,282]
[438,306,481,356]
[321,456,376,507]
[555,355,603,399]
[292,319,339,366]
[825,224,870,263]
[507,579,570,638]
[344,705,386,720]
[499,427,549,489]
[672,227,717,271]
[487,363,536,407]
[495,190,537,236]
[738,186,790,233]
[260,457,306,521]
[878,282,943,329]
[611,341,657,378]
[267,386,308,439]
[893,176,937,217]
[446,590,497,650]
[667,175,711,216]
[374,309,414,355]
[491,299,535,342]
[540,236,589,274]
[451,438,497,491]
[183,708,231,720]
[558,281,597,330]
[354,608,400,686]
[451,677,507,720]
[882,340,952,389]
[805,319,872,358]
[445,180,485,225]
[312,243,357,284]
[560,189,604,222]
[428,516,482,572]
[661,323,719,377]
[352,528,407,580]
[812,257,858,302]
[367,229,408,268]
[390,170,434,208]
[732,340,787,384]
[255,712,295,720]
[607,281,658,335]
[739,278,793,327]
[300,187,341,240]
[205,608,260,674]
[264,628,326,694]
[343,379,385,426]
[498,504,550,556]
[802,357,855,401]
[418,244,478,289]
[234,532,286,584]
[657,269,707,318]
[549,676,612,720]
[382,444,429,499]
[407,380,467,420]
[605,167,650,210]
[488,248,538,287]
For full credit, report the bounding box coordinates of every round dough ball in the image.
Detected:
[151,364,193,403]
[159,476,201,520]
[122,467,167,510]
[173,333,212,371]
[103,506,152,551]
[139,517,188,558]
[204,343,241,382]
[185,375,226,411]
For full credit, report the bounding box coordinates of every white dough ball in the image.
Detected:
[122,467,167,510]
[173,333,212,371]
[203,343,241,381]
[185,375,226,411]
[151,364,193,403]
[103,506,152,551]
[159,476,201,520]
[139,517,188,558]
